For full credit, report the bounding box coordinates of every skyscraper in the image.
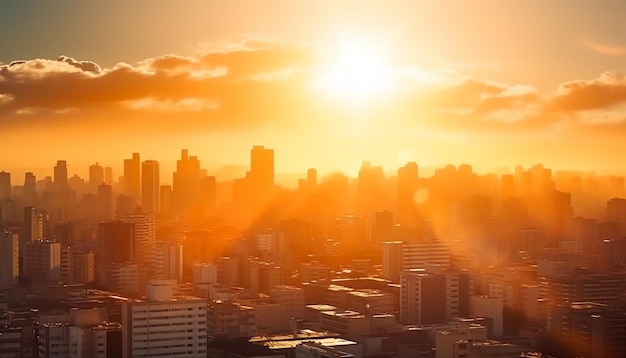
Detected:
[123,207,156,266]
[123,153,141,201]
[54,160,68,191]
[0,229,19,288]
[89,162,105,193]
[24,171,36,203]
[98,221,135,265]
[173,149,201,217]
[0,171,11,199]
[250,145,274,194]
[141,160,160,213]
[98,183,113,221]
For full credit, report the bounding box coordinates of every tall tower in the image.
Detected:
[141,160,160,214]
[250,145,274,193]
[89,162,105,193]
[23,206,44,244]
[123,153,141,201]
[97,183,113,221]
[397,162,418,223]
[24,172,37,203]
[173,149,201,217]
[0,229,19,288]
[54,160,68,191]
[98,221,135,265]
[0,171,11,199]
[123,207,156,266]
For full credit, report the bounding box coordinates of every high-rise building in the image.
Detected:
[399,268,473,325]
[98,221,135,265]
[104,166,113,184]
[122,281,207,358]
[152,242,183,283]
[382,241,451,282]
[159,185,173,214]
[173,149,201,217]
[251,145,274,193]
[0,229,19,288]
[98,183,113,221]
[0,171,11,199]
[123,153,141,201]
[88,162,105,193]
[24,171,37,203]
[22,240,62,282]
[141,160,160,213]
[23,206,44,244]
[53,160,68,191]
[71,251,95,284]
[123,207,156,266]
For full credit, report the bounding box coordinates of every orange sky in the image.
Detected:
[2,1,626,183]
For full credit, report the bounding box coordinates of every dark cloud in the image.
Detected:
[552,71,626,111]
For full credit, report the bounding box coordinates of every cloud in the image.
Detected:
[553,71,626,112]
[582,38,626,56]
[57,55,102,74]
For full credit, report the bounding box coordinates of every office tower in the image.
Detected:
[71,251,95,284]
[97,263,148,295]
[547,190,574,242]
[250,145,274,194]
[471,296,504,337]
[123,207,156,266]
[123,153,141,200]
[23,206,44,244]
[207,301,256,340]
[53,160,68,191]
[24,171,37,203]
[115,194,136,218]
[104,166,113,184]
[141,160,159,213]
[152,242,183,283]
[200,175,216,213]
[399,269,473,325]
[382,241,451,282]
[173,149,201,217]
[22,240,62,282]
[98,221,135,265]
[371,210,394,243]
[249,260,282,294]
[0,229,19,288]
[607,197,626,235]
[358,161,386,215]
[159,185,173,214]
[122,282,207,358]
[98,183,113,221]
[0,198,16,225]
[0,171,10,199]
[397,162,418,221]
[50,222,78,246]
[88,162,104,193]
[548,303,626,358]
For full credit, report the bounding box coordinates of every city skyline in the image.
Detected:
[3,1,626,177]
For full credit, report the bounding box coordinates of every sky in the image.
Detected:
[2,0,626,183]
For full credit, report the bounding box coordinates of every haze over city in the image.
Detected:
[3,1,626,177]
[3,2,626,358]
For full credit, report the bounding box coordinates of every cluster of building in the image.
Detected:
[1,147,626,357]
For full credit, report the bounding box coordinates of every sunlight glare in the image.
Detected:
[316,37,394,102]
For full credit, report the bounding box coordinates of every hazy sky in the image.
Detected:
[2,0,626,182]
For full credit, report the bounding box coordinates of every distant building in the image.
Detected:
[0,229,19,288]
[22,240,61,282]
[207,301,256,340]
[383,241,451,282]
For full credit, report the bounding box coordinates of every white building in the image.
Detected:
[383,241,451,282]
[122,281,207,358]
[435,325,488,358]
[152,242,183,282]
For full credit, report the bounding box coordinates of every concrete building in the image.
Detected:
[122,281,207,358]
[0,229,19,288]
[122,207,156,266]
[383,241,451,282]
[470,296,503,337]
[22,240,61,282]
[271,285,305,319]
[97,263,148,295]
[207,301,256,339]
[70,251,95,284]
[399,269,472,325]
[152,242,183,282]
[295,341,354,358]
[435,325,488,358]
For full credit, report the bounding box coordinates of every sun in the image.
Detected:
[315,38,394,103]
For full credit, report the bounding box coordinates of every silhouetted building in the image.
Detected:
[123,153,141,201]
[98,221,134,265]
[0,171,10,199]
[53,160,68,191]
[0,229,19,288]
[89,162,104,193]
[141,159,159,213]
